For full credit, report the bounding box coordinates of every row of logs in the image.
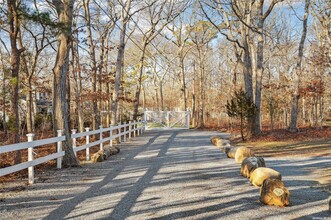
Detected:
[210,136,290,207]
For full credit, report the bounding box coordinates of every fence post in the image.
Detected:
[56,130,63,169]
[167,111,170,128]
[124,122,127,142]
[99,125,103,150]
[134,120,136,137]
[137,120,140,136]
[85,127,90,161]
[27,133,35,185]
[72,129,77,156]
[118,122,121,143]
[129,121,132,139]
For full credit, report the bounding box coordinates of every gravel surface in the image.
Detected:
[0,129,330,219]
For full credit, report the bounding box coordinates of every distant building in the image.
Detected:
[35,92,52,114]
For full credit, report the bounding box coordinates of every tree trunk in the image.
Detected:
[75,47,84,132]
[26,77,33,132]
[192,61,197,127]
[112,0,131,125]
[160,82,164,111]
[319,96,324,128]
[83,0,98,131]
[198,58,205,128]
[72,18,84,132]
[179,50,187,110]
[269,97,274,131]
[18,29,34,134]
[133,43,147,120]
[302,97,306,125]
[154,86,159,110]
[98,29,108,127]
[289,0,310,132]
[52,0,79,167]
[8,0,23,163]
[66,61,71,128]
[240,115,245,141]
[314,96,318,128]
[253,0,265,135]
[241,30,254,137]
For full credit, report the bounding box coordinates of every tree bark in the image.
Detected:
[72,26,84,133]
[98,28,108,127]
[289,0,310,132]
[160,82,164,111]
[179,47,187,110]
[112,0,131,125]
[241,21,254,137]
[52,0,79,167]
[198,48,205,128]
[83,0,98,131]
[8,0,23,163]
[18,31,33,134]
[133,43,147,120]
[253,0,265,135]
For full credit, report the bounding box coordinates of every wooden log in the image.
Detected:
[250,167,281,187]
[235,146,255,164]
[260,179,290,207]
[241,157,266,178]
[91,150,104,163]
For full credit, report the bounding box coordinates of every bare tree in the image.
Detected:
[51,0,79,167]
[149,51,173,110]
[7,0,24,162]
[83,0,99,131]
[71,6,84,132]
[289,0,310,132]
[164,16,191,110]
[201,0,282,135]
[112,0,132,125]
[133,0,186,120]
[188,20,217,128]
[18,2,56,134]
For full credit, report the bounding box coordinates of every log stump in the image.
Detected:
[241,157,266,178]
[250,167,281,187]
[260,179,290,207]
[235,147,255,164]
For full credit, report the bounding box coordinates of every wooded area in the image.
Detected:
[0,0,330,166]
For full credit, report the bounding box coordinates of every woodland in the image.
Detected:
[0,0,330,166]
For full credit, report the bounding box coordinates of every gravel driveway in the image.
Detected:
[0,129,330,219]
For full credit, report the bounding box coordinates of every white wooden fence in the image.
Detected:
[0,120,145,184]
[144,110,190,129]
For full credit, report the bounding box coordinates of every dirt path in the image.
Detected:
[0,130,330,219]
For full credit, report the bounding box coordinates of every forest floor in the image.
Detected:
[232,126,331,157]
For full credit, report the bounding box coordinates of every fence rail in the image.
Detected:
[0,120,145,184]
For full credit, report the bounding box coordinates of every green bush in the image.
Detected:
[226,89,256,141]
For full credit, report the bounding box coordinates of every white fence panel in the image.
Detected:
[144,111,190,129]
[0,120,146,184]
